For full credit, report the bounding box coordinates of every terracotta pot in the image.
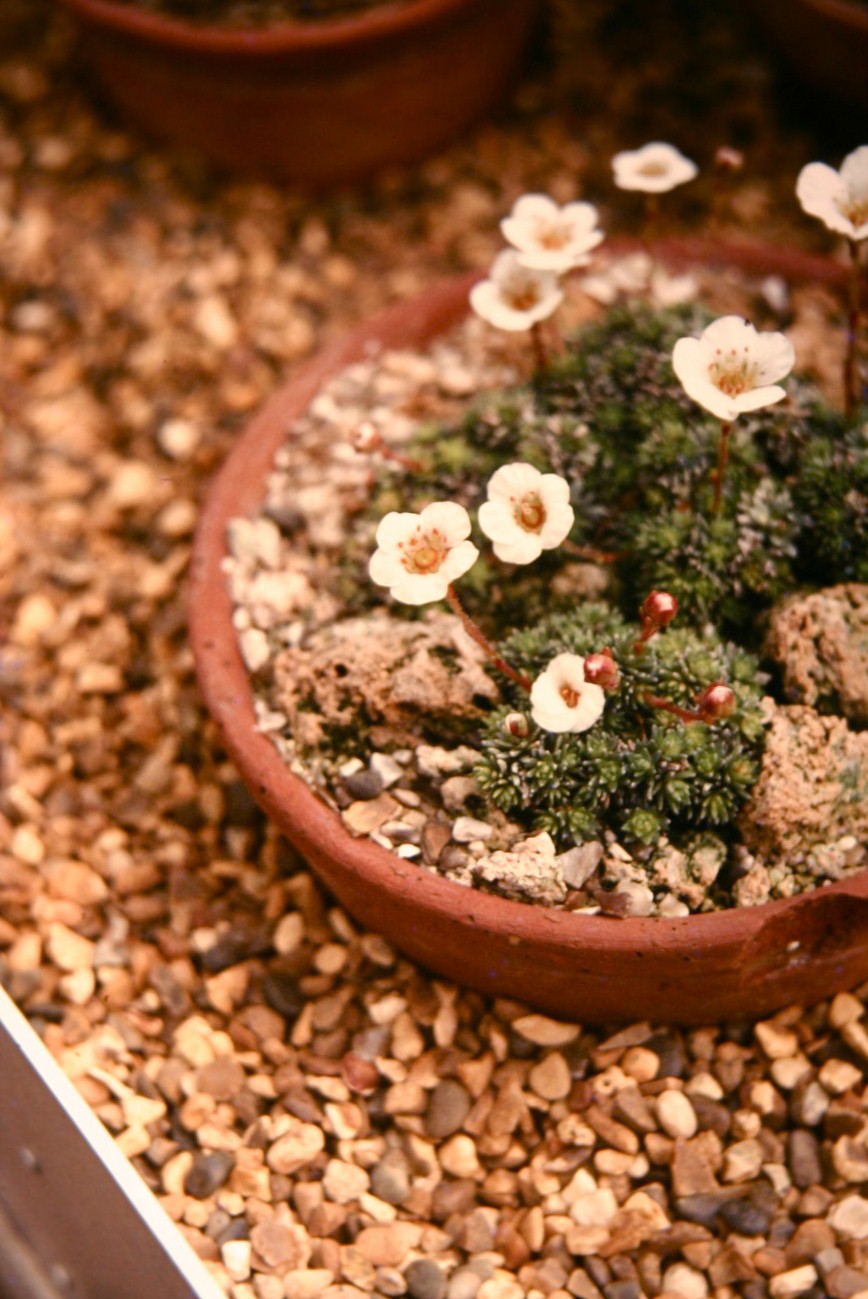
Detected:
[747,0,868,112]
[56,0,540,184]
[188,240,868,1025]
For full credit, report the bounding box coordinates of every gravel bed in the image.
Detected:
[1,1,866,1296]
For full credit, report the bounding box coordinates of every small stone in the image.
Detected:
[828,993,864,1029]
[353,1223,422,1268]
[439,1134,480,1179]
[221,1239,252,1283]
[184,1151,235,1200]
[197,1056,246,1100]
[528,1052,572,1101]
[323,1158,370,1204]
[755,1019,800,1060]
[45,922,95,972]
[789,1129,823,1187]
[370,1151,410,1206]
[832,1136,868,1185]
[452,816,494,843]
[818,1059,863,1096]
[158,417,200,460]
[660,1262,709,1299]
[343,794,400,835]
[656,1090,698,1140]
[827,1195,868,1240]
[425,1079,472,1139]
[722,1138,764,1183]
[405,1259,447,1299]
[512,1014,580,1047]
[768,1265,818,1298]
[250,1220,311,1270]
[266,1120,326,1174]
[343,767,385,801]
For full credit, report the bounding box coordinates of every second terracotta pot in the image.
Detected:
[188,242,868,1025]
[57,0,540,185]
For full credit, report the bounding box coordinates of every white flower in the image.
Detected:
[796,145,868,241]
[580,251,698,307]
[469,250,564,332]
[478,462,574,564]
[530,653,606,734]
[672,316,795,423]
[612,142,698,194]
[369,502,479,605]
[500,193,604,273]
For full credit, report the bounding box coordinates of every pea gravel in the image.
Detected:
[0,2,866,1297]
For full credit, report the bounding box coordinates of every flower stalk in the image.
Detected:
[445,584,531,691]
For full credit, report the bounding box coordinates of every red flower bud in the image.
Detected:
[350,421,383,453]
[641,590,679,631]
[503,711,529,738]
[697,682,735,723]
[583,650,620,690]
[714,145,744,173]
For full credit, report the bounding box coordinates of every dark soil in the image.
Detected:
[111,0,408,26]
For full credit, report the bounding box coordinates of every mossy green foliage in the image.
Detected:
[475,604,767,850]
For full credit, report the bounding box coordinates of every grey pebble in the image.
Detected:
[184,1150,235,1200]
[424,1078,472,1139]
[343,767,385,800]
[370,1149,411,1205]
[405,1258,446,1299]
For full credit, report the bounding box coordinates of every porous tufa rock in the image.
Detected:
[764,583,868,726]
[270,611,498,750]
[739,701,868,864]
[470,831,568,905]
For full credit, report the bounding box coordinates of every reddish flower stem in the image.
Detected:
[564,541,623,564]
[844,238,863,418]
[643,692,705,724]
[446,585,531,691]
[530,321,549,372]
[380,445,425,474]
[712,420,732,514]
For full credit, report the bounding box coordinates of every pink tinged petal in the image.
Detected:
[731,385,788,414]
[538,501,575,548]
[539,473,571,505]
[750,332,795,384]
[512,193,561,224]
[369,549,408,587]
[440,540,480,584]
[516,249,589,272]
[796,162,851,234]
[375,511,421,547]
[469,280,522,329]
[491,534,544,565]
[419,500,472,544]
[699,315,755,351]
[390,572,450,606]
[487,462,543,501]
[478,500,522,542]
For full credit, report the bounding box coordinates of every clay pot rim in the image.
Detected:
[188,233,867,964]
[58,0,485,54]
[794,0,868,29]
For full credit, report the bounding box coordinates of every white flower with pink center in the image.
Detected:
[478,462,574,564]
[469,250,564,332]
[796,145,868,241]
[530,653,606,734]
[369,502,479,605]
[500,194,605,273]
[672,316,795,423]
[612,142,698,194]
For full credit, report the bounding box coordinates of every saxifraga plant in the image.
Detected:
[475,603,767,851]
